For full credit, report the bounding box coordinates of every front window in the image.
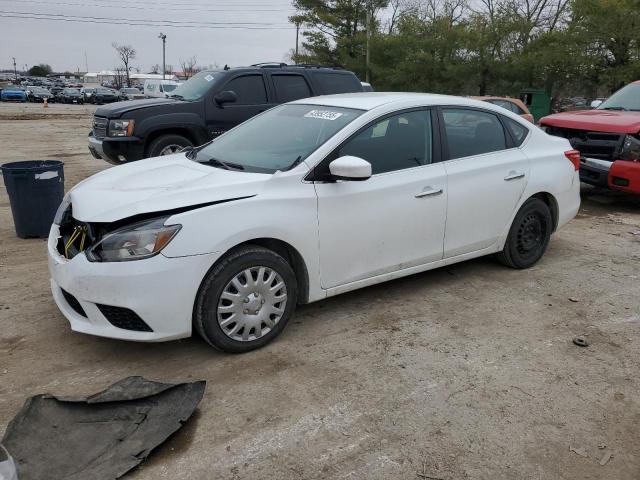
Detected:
[193,104,363,173]
[162,84,177,93]
[598,83,640,111]
[170,70,224,100]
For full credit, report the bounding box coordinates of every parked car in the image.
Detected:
[50,85,64,96]
[540,80,640,195]
[144,79,180,98]
[88,64,366,164]
[0,86,27,102]
[473,96,534,123]
[53,93,580,352]
[119,87,145,101]
[57,88,84,104]
[90,87,119,104]
[26,86,54,103]
[81,87,96,103]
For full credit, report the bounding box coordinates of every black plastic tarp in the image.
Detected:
[2,376,205,480]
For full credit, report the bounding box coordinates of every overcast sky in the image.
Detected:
[0,0,301,73]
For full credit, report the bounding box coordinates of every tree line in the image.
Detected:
[290,0,640,99]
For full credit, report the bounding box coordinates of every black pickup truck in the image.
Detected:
[88,64,365,164]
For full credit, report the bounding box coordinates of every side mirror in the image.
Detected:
[214,90,237,105]
[590,100,603,109]
[329,156,371,181]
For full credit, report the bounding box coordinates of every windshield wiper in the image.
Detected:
[200,157,245,171]
[168,94,184,100]
[602,106,628,111]
[286,155,303,171]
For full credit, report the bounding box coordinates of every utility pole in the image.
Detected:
[295,21,300,63]
[12,57,17,81]
[158,33,167,79]
[365,4,371,83]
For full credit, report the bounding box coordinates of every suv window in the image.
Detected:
[313,72,361,94]
[223,75,267,104]
[338,110,432,175]
[442,108,507,159]
[272,74,311,102]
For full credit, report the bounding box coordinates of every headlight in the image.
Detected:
[53,194,71,225]
[620,134,640,161]
[108,119,135,137]
[86,217,181,262]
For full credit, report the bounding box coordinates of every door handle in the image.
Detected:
[504,172,525,181]
[415,187,443,198]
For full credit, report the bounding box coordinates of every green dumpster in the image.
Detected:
[519,89,551,123]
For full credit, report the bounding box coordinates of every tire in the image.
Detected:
[496,197,552,269]
[146,134,193,157]
[194,245,298,353]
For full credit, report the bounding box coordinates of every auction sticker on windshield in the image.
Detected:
[304,110,344,121]
[205,74,214,82]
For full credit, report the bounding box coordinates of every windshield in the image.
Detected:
[96,88,112,93]
[64,88,79,94]
[123,88,138,93]
[32,87,48,93]
[171,71,223,100]
[598,83,640,111]
[193,104,363,173]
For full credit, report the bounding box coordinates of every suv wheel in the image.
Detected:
[194,245,298,353]
[147,134,193,157]
[496,197,552,269]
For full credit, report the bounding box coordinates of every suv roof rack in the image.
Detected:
[249,62,344,70]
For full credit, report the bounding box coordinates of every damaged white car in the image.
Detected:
[49,93,580,352]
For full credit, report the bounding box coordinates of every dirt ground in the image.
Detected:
[1,102,639,480]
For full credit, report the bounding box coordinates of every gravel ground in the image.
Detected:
[1,102,639,480]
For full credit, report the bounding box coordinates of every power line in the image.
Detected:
[0,10,292,26]
[0,13,296,28]
[0,0,294,13]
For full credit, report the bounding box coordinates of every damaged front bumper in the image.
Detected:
[48,223,220,342]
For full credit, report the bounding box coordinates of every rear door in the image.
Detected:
[438,107,530,257]
[205,73,275,138]
[268,73,313,103]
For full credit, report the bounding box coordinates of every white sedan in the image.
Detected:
[48,93,580,352]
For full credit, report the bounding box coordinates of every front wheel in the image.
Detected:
[146,134,193,157]
[194,245,298,353]
[496,198,552,269]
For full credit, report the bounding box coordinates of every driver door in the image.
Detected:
[314,109,447,289]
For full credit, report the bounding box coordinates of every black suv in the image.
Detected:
[88,64,365,164]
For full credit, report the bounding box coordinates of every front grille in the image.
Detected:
[93,116,108,139]
[546,127,624,161]
[61,289,86,317]
[96,304,153,332]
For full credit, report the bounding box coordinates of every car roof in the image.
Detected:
[291,92,496,111]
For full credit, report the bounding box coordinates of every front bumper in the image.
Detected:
[579,156,611,187]
[88,132,145,164]
[609,160,640,195]
[48,223,220,342]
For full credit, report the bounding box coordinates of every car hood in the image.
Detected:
[540,110,640,134]
[94,98,179,117]
[70,154,270,223]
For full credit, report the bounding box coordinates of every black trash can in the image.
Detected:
[1,160,65,238]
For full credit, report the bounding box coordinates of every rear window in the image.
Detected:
[312,72,362,94]
[504,117,529,146]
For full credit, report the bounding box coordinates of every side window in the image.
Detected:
[338,110,432,175]
[223,75,267,105]
[510,102,526,115]
[272,74,312,102]
[504,117,529,146]
[442,108,507,159]
[313,72,361,94]
[489,99,512,112]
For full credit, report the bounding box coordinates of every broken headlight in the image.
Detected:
[86,217,181,262]
[620,134,640,161]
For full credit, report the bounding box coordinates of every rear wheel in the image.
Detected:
[496,198,552,269]
[194,245,297,353]
[146,134,193,157]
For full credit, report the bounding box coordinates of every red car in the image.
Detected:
[539,81,640,195]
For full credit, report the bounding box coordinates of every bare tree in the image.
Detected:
[113,66,126,89]
[164,64,174,76]
[179,56,200,79]
[149,64,161,74]
[112,43,136,86]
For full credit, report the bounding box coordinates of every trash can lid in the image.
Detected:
[0,160,64,173]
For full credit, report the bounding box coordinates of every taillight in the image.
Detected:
[564,150,580,171]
